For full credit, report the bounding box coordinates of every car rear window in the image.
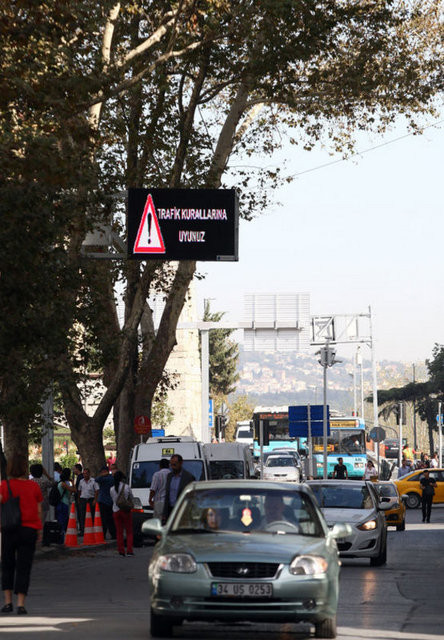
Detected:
[309,484,374,510]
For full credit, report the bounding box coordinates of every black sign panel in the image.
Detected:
[127,188,238,261]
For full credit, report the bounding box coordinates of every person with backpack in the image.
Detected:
[54,468,76,543]
[110,471,134,557]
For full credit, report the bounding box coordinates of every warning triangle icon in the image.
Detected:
[133,194,166,254]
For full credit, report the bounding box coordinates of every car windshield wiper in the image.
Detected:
[171,527,217,534]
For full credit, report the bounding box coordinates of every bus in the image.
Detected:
[252,407,367,479]
[252,406,304,458]
[312,416,367,479]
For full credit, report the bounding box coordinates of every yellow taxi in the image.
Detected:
[394,468,444,509]
[375,481,407,531]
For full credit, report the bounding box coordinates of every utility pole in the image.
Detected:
[318,340,342,479]
[398,401,403,468]
[412,364,417,450]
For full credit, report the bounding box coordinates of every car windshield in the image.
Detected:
[170,487,325,537]
[309,484,374,510]
[376,484,398,498]
[208,461,244,480]
[265,457,295,468]
[131,460,205,488]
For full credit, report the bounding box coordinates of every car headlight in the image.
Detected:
[357,519,377,531]
[156,554,197,573]
[289,555,328,575]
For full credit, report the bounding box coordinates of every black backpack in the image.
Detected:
[48,482,65,507]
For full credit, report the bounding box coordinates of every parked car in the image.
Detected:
[263,454,301,483]
[374,481,407,531]
[306,480,390,566]
[143,480,351,638]
[382,438,400,459]
[395,468,444,509]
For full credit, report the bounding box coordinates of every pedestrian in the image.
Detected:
[420,470,437,523]
[53,462,62,483]
[333,457,348,480]
[72,463,83,532]
[0,454,43,615]
[77,468,98,536]
[109,463,118,475]
[364,459,378,481]
[397,458,412,478]
[149,459,170,519]
[55,468,77,543]
[110,471,134,557]
[402,442,415,464]
[429,452,439,468]
[95,466,116,540]
[162,454,195,523]
[422,454,431,468]
[29,464,53,525]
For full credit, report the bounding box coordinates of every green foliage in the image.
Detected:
[1,0,442,463]
[225,394,255,442]
[373,344,444,451]
[151,393,174,430]
[203,301,240,397]
[58,453,80,470]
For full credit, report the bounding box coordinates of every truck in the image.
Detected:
[202,442,256,479]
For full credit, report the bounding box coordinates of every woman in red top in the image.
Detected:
[0,454,43,615]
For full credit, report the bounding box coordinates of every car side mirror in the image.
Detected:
[142,518,164,537]
[378,501,391,510]
[330,523,352,539]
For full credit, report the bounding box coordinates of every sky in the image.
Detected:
[195,117,444,364]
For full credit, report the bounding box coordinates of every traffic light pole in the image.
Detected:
[398,401,403,468]
[322,363,328,480]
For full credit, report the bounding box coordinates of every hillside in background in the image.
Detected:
[233,349,427,415]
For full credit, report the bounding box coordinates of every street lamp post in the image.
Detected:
[318,341,342,479]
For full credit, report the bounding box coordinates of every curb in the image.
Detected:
[35,539,117,561]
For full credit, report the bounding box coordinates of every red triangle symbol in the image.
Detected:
[133,194,166,254]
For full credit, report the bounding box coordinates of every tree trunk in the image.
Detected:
[70,417,106,475]
[3,418,28,463]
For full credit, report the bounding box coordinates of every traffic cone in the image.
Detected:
[64,503,79,548]
[82,502,96,545]
[93,503,105,544]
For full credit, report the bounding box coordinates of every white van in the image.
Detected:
[203,442,256,479]
[235,420,254,446]
[129,436,207,542]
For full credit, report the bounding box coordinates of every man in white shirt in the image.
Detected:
[78,468,99,535]
[429,453,439,468]
[149,459,170,519]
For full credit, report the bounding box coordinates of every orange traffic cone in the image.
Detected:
[82,502,96,546]
[93,503,105,544]
[64,503,79,548]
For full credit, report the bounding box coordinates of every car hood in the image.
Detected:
[320,507,376,526]
[162,532,327,564]
[264,467,297,474]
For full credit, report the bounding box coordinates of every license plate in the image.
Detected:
[211,582,273,598]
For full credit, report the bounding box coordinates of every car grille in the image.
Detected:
[337,542,352,551]
[207,562,279,579]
